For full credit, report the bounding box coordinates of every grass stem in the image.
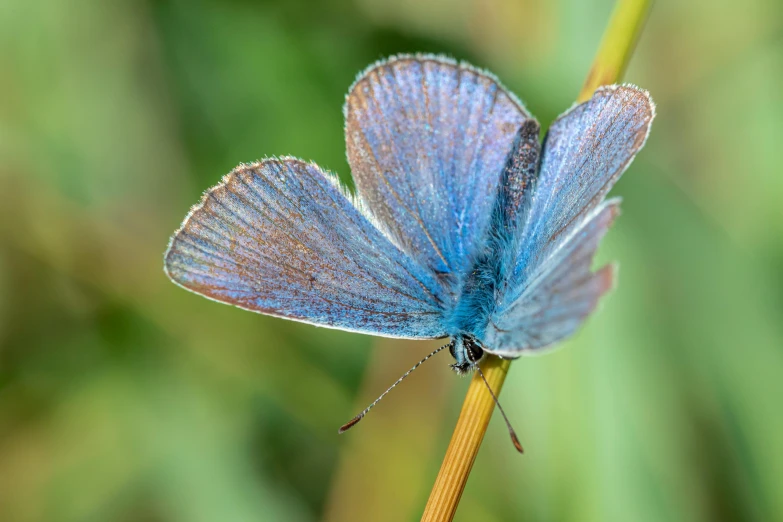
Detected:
[421,357,512,522]
[579,0,653,102]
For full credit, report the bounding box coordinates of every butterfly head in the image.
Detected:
[449,334,485,375]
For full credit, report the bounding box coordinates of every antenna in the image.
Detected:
[338,341,452,433]
[473,361,524,454]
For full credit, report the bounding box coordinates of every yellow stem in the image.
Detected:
[421,1,653,520]
[579,0,653,102]
[420,357,511,522]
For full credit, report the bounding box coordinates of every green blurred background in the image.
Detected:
[1,0,782,520]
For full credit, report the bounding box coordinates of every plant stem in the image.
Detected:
[579,0,653,102]
[420,1,653,520]
[420,357,511,522]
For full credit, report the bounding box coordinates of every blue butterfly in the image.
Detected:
[164,54,654,432]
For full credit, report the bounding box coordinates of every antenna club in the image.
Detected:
[511,432,524,454]
[338,415,363,433]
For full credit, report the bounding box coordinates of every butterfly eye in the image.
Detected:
[465,337,484,363]
[448,340,457,360]
[469,344,484,362]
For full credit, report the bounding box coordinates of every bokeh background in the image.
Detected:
[2,0,782,520]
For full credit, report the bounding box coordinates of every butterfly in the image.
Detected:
[164,54,654,435]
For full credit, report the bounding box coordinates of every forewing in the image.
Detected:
[485,201,619,354]
[164,158,447,339]
[508,85,654,295]
[487,85,654,354]
[345,54,533,280]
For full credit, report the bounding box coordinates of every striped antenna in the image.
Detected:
[472,358,524,454]
[338,341,453,433]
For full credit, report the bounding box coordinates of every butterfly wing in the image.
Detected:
[345,54,534,283]
[484,201,619,354]
[485,85,655,354]
[164,158,447,339]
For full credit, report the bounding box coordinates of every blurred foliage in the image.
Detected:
[1,0,782,521]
